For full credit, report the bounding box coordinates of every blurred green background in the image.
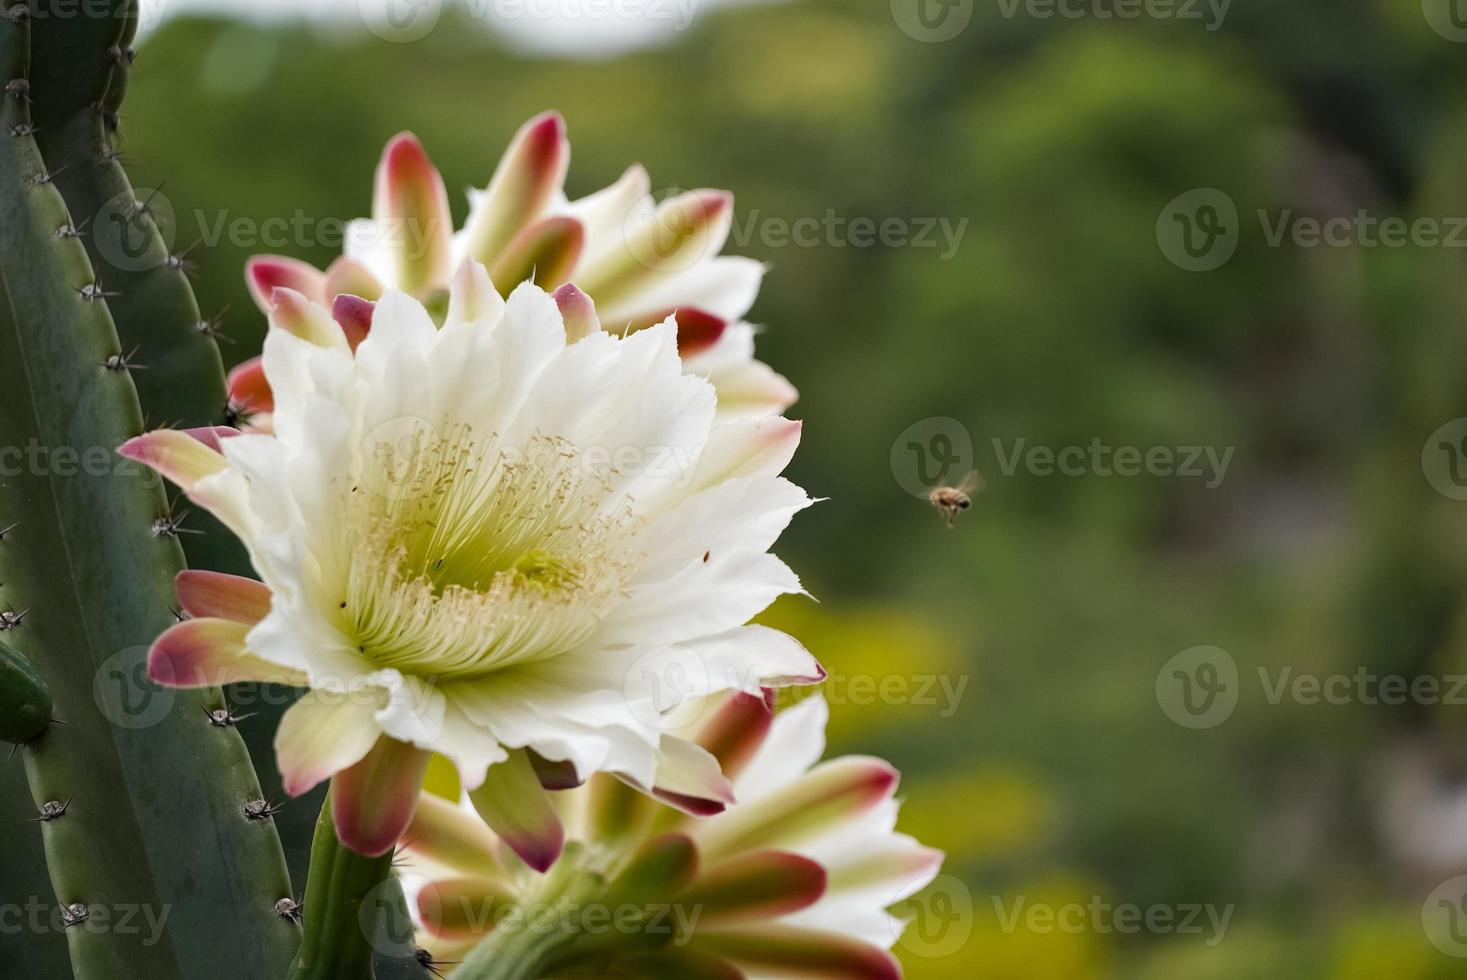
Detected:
[119,0,1467,975]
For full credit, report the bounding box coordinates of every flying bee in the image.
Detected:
[929,471,982,529]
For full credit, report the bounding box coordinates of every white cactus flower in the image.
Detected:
[404,694,942,979]
[231,114,794,429]
[122,262,821,858]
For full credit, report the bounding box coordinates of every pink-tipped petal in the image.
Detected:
[403,791,506,877]
[650,736,736,816]
[148,618,306,689]
[673,308,727,357]
[226,357,274,415]
[489,215,584,292]
[579,189,734,313]
[826,842,945,898]
[274,690,385,798]
[461,112,569,266]
[270,287,345,349]
[692,757,899,862]
[323,255,384,302]
[696,691,773,783]
[468,749,566,873]
[527,750,583,791]
[331,734,431,857]
[692,418,802,492]
[245,255,325,313]
[118,428,231,492]
[623,307,727,358]
[707,360,799,420]
[175,570,271,625]
[179,425,243,453]
[331,295,376,351]
[373,133,454,296]
[679,851,827,925]
[693,926,901,980]
[552,283,601,343]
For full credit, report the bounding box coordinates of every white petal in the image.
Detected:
[275,689,384,797]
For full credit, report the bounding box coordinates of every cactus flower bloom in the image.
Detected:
[121,262,822,858]
[232,113,794,426]
[404,695,942,978]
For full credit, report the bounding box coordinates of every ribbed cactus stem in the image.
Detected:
[0,2,298,975]
[24,0,317,889]
[0,638,52,744]
[288,792,398,980]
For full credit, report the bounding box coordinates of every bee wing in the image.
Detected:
[961,470,985,494]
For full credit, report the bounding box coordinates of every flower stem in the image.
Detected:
[287,790,396,980]
[453,845,603,980]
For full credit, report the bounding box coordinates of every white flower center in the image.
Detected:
[339,423,639,679]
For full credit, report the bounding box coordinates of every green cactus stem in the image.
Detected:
[0,2,298,974]
[23,0,319,891]
[288,793,399,980]
[0,638,52,744]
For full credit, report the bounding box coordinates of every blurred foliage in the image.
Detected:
[119,0,1467,974]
